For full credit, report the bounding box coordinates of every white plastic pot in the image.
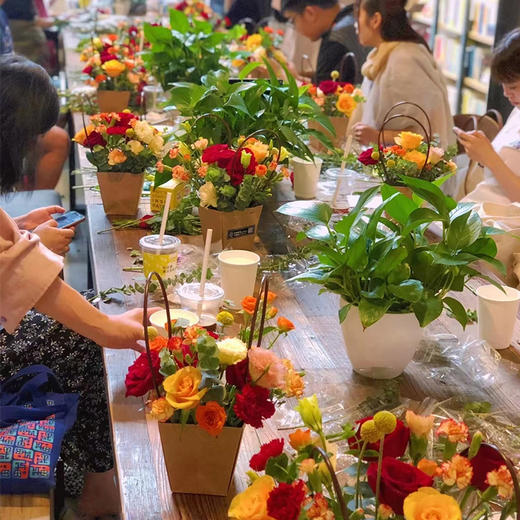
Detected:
[340,300,423,379]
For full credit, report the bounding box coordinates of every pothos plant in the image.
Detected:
[277,176,505,329]
[167,67,336,160]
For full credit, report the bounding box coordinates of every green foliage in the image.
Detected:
[277,176,505,328]
[143,10,245,90]
[167,69,333,160]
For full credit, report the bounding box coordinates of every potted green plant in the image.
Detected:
[277,176,504,379]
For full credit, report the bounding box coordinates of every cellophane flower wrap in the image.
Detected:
[229,401,519,520]
[79,26,148,93]
[308,71,365,118]
[73,111,164,173]
[358,131,458,185]
[154,128,291,211]
[125,292,304,437]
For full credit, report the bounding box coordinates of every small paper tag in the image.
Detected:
[227,225,256,239]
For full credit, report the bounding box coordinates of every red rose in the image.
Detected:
[343,83,355,93]
[202,144,235,169]
[125,350,164,397]
[226,358,250,390]
[201,11,209,20]
[84,131,106,148]
[317,80,340,95]
[234,384,275,428]
[249,439,284,471]
[367,457,433,515]
[100,52,117,63]
[117,111,138,128]
[224,16,232,27]
[358,147,380,166]
[348,417,410,459]
[106,126,128,135]
[82,65,93,75]
[138,214,154,229]
[469,444,505,491]
[267,480,306,520]
[202,144,257,187]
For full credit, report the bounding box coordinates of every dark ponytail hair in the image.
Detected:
[0,55,59,194]
[356,0,429,49]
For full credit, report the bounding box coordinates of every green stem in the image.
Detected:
[375,435,385,519]
[268,331,281,350]
[355,440,368,510]
[459,486,473,512]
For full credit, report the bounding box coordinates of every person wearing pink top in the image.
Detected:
[0,56,158,518]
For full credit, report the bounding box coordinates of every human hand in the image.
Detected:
[34,219,74,255]
[100,308,163,352]
[352,123,379,146]
[454,128,498,168]
[18,206,65,231]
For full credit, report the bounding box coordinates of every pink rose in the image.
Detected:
[248,348,287,389]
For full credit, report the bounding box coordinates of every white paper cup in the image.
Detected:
[476,284,520,349]
[291,157,323,199]
[218,250,260,308]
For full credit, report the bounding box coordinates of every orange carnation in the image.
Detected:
[289,428,312,450]
[440,455,473,489]
[436,419,469,443]
[150,336,168,351]
[195,401,227,437]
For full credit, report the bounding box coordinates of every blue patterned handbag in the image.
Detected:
[0,365,78,494]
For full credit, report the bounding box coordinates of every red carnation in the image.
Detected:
[348,417,410,460]
[469,444,505,491]
[82,65,93,75]
[138,214,154,229]
[226,358,250,390]
[106,126,128,135]
[125,350,163,397]
[358,147,380,166]
[249,439,284,471]
[267,480,306,520]
[367,457,433,515]
[84,131,106,148]
[317,80,340,95]
[234,384,275,428]
[202,144,235,169]
[202,144,257,187]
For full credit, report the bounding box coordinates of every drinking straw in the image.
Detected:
[158,192,172,245]
[197,228,213,318]
[331,133,353,208]
[138,29,145,53]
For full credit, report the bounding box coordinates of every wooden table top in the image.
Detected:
[63,29,520,519]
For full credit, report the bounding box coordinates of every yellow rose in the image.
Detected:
[133,120,155,144]
[163,366,207,410]
[149,397,174,422]
[216,338,248,366]
[127,140,144,155]
[149,134,164,156]
[427,146,445,165]
[199,181,218,208]
[246,141,270,162]
[336,93,356,117]
[404,150,427,169]
[394,131,424,150]
[405,410,434,438]
[102,59,126,78]
[245,34,263,51]
[228,475,276,520]
[107,148,127,166]
[403,488,461,520]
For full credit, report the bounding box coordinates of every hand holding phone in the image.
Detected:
[53,211,85,229]
[453,126,466,138]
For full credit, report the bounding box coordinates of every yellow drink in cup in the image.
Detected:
[139,235,181,283]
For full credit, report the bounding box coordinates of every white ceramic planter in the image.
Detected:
[340,301,423,379]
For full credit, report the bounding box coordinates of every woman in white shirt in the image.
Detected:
[350,0,455,148]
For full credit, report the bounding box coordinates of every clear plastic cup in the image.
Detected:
[176,282,224,316]
[139,234,181,283]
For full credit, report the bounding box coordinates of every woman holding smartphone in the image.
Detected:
[459,29,520,205]
[0,56,158,518]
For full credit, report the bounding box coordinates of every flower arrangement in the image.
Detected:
[125,290,303,436]
[79,30,148,94]
[230,26,287,77]
[229,399,519,520]
[174,0,214,21]
[155,129,291,211]
[73,111,164,172]
[357,131,457,185]
[308,73,365,118]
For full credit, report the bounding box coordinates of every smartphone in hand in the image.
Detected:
[453,126,466,137]
[54,211,85,229]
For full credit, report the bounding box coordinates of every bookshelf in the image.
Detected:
[411,0,503,115]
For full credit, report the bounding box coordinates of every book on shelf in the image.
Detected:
[471,0,498,39]
[434,34,463,76]
[461,88,488,114]
[465,45,492,84]
[446,84,459,114]
[438,0,467,32]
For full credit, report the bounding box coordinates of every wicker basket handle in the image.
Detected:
[142,271,173,396]
[192,113,233,145]
[246,275,270,350]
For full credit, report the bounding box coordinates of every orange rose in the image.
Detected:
[255,164,268,176]
[289,428,312,450]
[395,131,424,150]
[277,317,295,333]
[336,93,356,116]
[150,336,168,352]
[195,401,227,437]
[102,59,126,78]
[163,366,207,410]
[266,291,276,303]
[95,74,107,83]
[404,150,427,169]
[241,296,257,315]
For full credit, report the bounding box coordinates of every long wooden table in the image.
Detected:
[62,29,520,520]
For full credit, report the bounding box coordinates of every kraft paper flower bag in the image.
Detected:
[0,365,79,494]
